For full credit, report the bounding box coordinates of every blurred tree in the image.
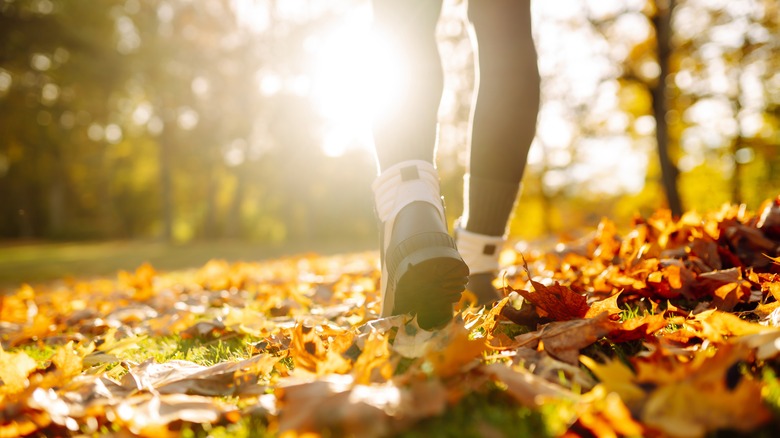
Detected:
[1,0,776,245]
[650,0,683,216]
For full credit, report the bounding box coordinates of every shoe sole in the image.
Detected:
[386,233,469,329]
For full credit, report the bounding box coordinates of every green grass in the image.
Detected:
[0,238,374,289]
[397,385,568,438]
[122,334,258,366]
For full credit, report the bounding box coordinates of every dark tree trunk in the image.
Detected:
[651,0,683,216]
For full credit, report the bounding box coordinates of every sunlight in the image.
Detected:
[308,7,406,156]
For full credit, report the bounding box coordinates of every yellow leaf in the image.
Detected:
[352,331,392,384]
[0,346,38,396]
[580,356,646,413]
[424,320,486,378]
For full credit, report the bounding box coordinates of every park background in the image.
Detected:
[0,0,778,282]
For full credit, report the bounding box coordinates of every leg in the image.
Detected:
[458,0,540,304]
[370,0,468,328]
[371,0,444,170]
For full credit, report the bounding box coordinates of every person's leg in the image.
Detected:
[371,0,443,168]
[458,0,540,304]
[370,0,468,328]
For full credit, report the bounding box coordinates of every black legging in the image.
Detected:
[371,0,540,186]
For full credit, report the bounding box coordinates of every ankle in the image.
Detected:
[462,176,520,236]
[455,224,505,275]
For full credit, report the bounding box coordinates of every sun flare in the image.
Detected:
[308,9,406,157]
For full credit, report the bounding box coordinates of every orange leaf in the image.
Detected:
[352,331,392,384]
[608,312,668,343]
[289,323,351,375]
[514,281,589,321]
[584,292,622,319]
[424,320,486,378]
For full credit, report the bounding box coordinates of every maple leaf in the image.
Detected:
[584,292,622,319]
[694,268,753,311]
[608,312,668,343]
[513,282,589,321]
[514,312,614,364]
[511,255,589,321]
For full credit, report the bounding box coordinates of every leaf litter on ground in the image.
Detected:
[2,197,780,437]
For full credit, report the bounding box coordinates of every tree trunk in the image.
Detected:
[158,128,174,242]
[651,0,683,216]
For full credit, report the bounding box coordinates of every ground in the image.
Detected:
[2,199,780,437]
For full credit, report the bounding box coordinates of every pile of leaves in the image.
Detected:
[3,197,780,437]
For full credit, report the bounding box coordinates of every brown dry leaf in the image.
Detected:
[110,393,232,436]
[156,354,278,396]
[275,375,447,437]
[515,312,614,364]
[481,362,576,407]
[511,347,597,391]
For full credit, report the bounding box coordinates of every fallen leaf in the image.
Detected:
[481,362,576,407]
[423,319,486,377]
[584,292,622,319]
[0,346,38,396]
[513,281,589,321]
[639,344,771,437]
[608,312,668,343]
[515,312,614,364]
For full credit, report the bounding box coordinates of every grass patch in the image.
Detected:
[0,239,374,288]
[397,384,570,438]
[120,334,258,366]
